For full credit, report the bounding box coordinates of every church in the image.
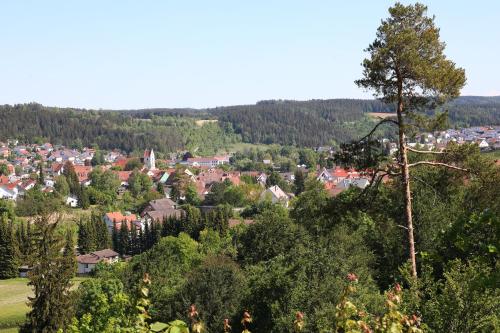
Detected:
[143,149,156,170]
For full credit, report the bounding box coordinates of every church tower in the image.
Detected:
[144,149,156,170]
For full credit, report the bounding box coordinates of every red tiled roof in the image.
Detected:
[105,212,136,222]
[114,171,132,182]
[0,176,9,185]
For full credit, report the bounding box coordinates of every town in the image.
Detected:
[1,125,499,275]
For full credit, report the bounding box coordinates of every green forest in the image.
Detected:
[1,96,499,154]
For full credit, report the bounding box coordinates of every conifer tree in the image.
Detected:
[20,215,74,332]
[63,229,76,278]
[63,161,80,195]
[293,169,305,195]
[93,213,111,250]
[339,2,467,277]
[38,162,44,184]
[78,186,90,209]
[119,220,130,255]
[0,213,17,279]
[112,224,120,254]
[77,217,97,254]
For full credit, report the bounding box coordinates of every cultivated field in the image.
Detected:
[367,112,396,119]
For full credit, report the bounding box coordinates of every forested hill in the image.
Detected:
[0,96,499,152]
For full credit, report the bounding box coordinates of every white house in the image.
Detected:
[76,249,119,274]
[260,185,290,207]
[0,184,19,200]
[66,196,78,207]
[478,139,489,150]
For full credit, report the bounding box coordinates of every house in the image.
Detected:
[73,165,92,185]
[113,170,133,187]
[66,196,78,207]
[18,265,32,277]
[316,168,333,183]
[260,185,291,207]
[478,139,490,151]
[0,183,19,200]
[141,198,183,223]
[185,155,230,168]
[256,173,267,186]
[103,212,139,232]
[76,249,119,274]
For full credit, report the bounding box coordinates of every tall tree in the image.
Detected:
[93,213,111,250]
[118,221,130,255]
[20,215,75,332]
[348,2,466,277]
[38,162,44,184]
[63,161,80,195]
[63,228,77,278]
[293,169,305,195]
[0,213,17,279]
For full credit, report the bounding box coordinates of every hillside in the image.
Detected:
[0,97,499,152]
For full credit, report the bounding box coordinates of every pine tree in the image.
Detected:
[94,213,111,250]
[112,224,120,254]
[63,229,76,278]
[20,215,74,332]
[38,162,44,184]
[349,2,466,277]
[78,187,90,209]
[293,170,305,195]
[77,217,97,254]
[63,161,80,195]
[0,213,17,279]
[143,221,151,250]
[119,220,130,255]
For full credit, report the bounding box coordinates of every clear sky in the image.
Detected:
[1,1,499,109]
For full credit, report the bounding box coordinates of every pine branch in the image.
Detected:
[407,147,444,154]
[407,161,469,172]
[358,118,399,142]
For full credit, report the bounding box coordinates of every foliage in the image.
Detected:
[334,275,423,333]
[0,213,17,279]
[20,215,76,333]
[181,255,247,332]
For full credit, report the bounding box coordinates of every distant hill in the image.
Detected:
[0,96,498,152]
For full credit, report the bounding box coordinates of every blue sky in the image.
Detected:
[1,1,499,109]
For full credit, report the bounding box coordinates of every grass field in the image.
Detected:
[0,277,87,332]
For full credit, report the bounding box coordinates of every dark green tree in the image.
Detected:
[63,228,76,278]
[293,169,305,195]
[118,221,130,255]
[38,162,44,184]
[20,215,75,333]
[181,255,247,333]
[77,217,96,254]
[0,213,17,279]
[93,213,111,250]
[63,161,80,195]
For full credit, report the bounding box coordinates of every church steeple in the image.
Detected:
[144,149,156,170]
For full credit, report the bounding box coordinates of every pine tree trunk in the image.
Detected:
[396,95,418,278]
